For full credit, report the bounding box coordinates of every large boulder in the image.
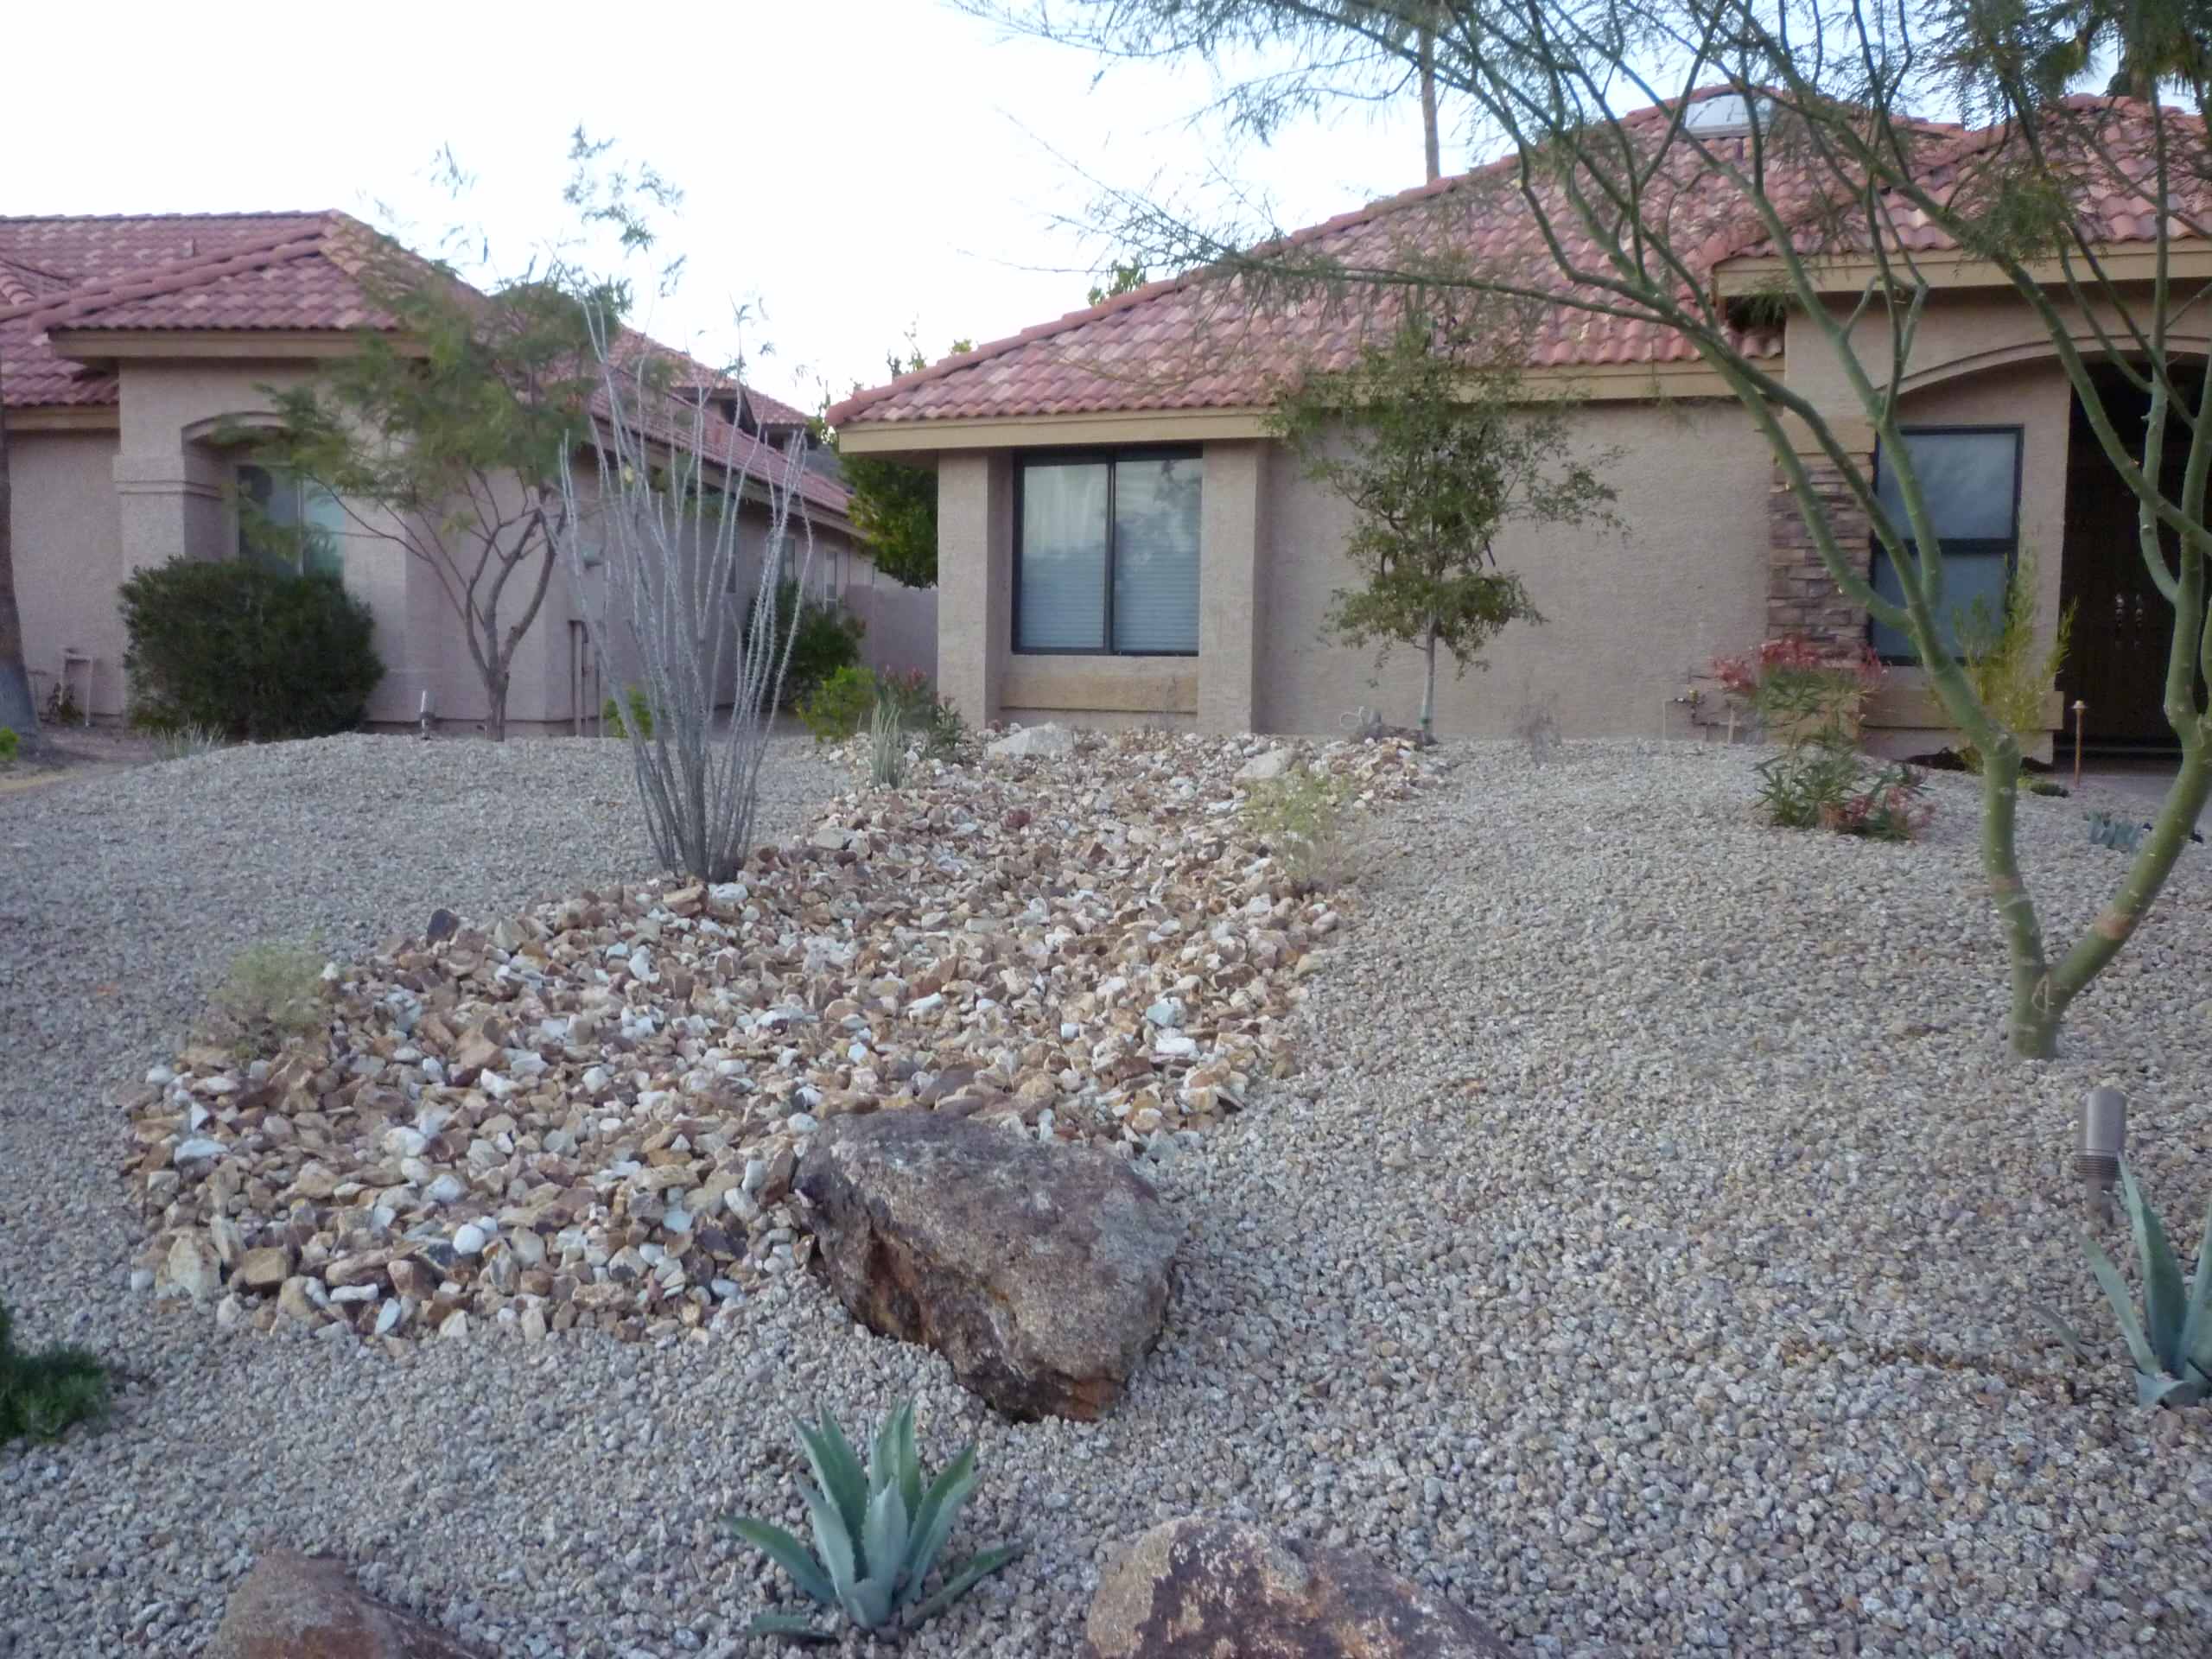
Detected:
[1083,1519,1514,1659]
[209,1551,486,1659]
[985,722,1077,760]
[796,1110,1179,1420]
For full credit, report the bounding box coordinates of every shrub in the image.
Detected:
[0,728,16,766]
[1754,736,1932,842]
[798,665,877,743]
[601,685,657,741]
[747,580,864,709]
[0,1303,110,1446]
[1245,766,1353,889]
[210,938,329,1056]
[923,696,972,764]
[1711,634,1885,742]
[42,681,82,726]
[727,1399,1020,1640]
[120,557,383,741]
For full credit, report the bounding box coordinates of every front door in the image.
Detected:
[2059,381,2202,750]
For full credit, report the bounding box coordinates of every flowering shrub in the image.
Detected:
[1710,635,1885,738]
[1722,637,1929,842]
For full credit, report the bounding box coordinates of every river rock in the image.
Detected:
[796,1110,1179,1420]
[208,1549,486,1658]
[1083,1518,1514,1658]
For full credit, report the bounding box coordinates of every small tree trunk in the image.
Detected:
[1420,615,1440,741]
[1980,747,2062,1057]
[485,676,509,742]
[0,353,50,755]
[1418,23,1441,184]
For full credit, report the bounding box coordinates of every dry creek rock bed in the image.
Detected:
[122,731,1434,1346]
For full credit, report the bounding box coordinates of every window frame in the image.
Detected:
[1866,423,2024,665]
[1012,446,1203,657]
[234,461,346,580]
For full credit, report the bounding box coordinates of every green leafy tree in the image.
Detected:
[1089,259,1151,305]
[247,239,613,740]
[834,337,972,589]
[1269,311,1616,739]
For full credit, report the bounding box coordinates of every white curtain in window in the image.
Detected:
[1019,462,1109,650]
[1111,454,1201,653]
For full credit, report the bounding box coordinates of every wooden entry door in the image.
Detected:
[2060,394,2198,749]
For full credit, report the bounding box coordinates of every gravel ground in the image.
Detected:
[3,734,2209,1657]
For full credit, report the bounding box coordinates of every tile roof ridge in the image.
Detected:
[0,209,334,228]
[825,150,1537,428]
[20,220,344,330]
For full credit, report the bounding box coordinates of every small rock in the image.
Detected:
[166,1231,223,1302]
[987,723,1076,760]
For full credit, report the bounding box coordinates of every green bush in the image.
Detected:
[120,557,383,741]
[1244,766,1353,890]
[1754,735,1932,842]
[0,728,17,766]
[0,1303,110,1446]
[798,665,877,743]
[749,580,865,709]
[601,685,657,741]
[210,938,329,1056]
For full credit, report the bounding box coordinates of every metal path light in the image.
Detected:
[2077,1086,2127,1224]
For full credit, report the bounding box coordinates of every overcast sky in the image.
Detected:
[10,0,1430,415]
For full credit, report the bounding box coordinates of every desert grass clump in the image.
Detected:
[868,689,908,788]
[0,1303,110,1446]
[1245,767,1353,890]
[210,938,328,1056]
[150,722,226,762]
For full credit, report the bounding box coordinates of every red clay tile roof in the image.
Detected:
[829,93,2204,429]
[1738,94,2212,260]
[0,211,846,518]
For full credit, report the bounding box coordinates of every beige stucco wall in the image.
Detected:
[16,357,874,737]
[10,430,128,719]
[1261,399,1772,736]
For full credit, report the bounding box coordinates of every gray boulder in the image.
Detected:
[796,1110,1179,1420]
[1083,1518,1514,1658]
[209,1551,486,1659]
[986,722,1077,760]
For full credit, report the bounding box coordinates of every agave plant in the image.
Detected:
[728,1400,1020,1641]
[2052,1161,2212,1407]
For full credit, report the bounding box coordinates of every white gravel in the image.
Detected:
[3,734,2209,1658]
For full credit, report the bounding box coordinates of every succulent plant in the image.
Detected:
[2051,1160,2212,1407]
[869,692,907,789]
[728,1399,1020,1641]
[2085,810,2148,853]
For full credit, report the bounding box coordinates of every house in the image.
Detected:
[2,212,934,734]
[827,94,2206,758]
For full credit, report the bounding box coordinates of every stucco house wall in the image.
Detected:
[10,429,127,719]
[1260,398,1773,737]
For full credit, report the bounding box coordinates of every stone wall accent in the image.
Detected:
[1768,454,1874,647]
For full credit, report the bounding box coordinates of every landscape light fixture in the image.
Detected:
[2076,1086,2127,1224]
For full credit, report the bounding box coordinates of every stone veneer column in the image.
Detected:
[1197,440,1266,733]
[1768,452,1874,647]
[936,452,1010,726]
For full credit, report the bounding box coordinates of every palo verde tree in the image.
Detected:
[250,238,607,741]
[971,1,1454,179]
[1028,0,2212,1056]
[832,336,972,588]
[1270,307,1614,738]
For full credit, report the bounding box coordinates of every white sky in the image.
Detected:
[9,0,1430,416]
